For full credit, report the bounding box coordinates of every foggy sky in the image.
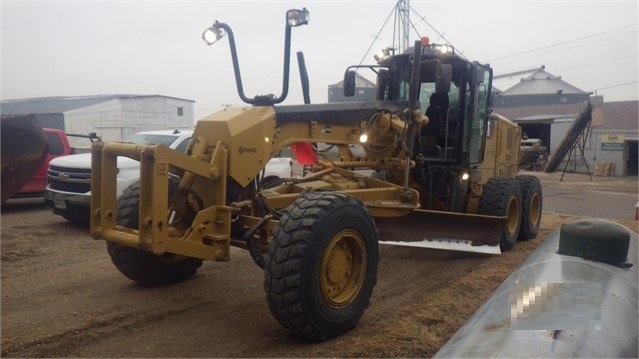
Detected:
[1,1,637,122]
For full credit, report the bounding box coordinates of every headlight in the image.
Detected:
[201,23,225,45]
[286,8,309,27]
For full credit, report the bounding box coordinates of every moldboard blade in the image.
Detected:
[375,209,506,255]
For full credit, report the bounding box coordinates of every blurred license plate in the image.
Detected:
[54,199,66,209]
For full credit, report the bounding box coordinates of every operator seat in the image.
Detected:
[419,92,449,156]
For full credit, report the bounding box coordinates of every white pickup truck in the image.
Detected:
[45,129,292,224]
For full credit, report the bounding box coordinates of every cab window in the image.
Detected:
[468,67,491,164]
[46,132,64,155]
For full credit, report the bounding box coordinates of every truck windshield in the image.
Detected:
[126,134,179,147]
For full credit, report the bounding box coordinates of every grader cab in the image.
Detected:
[90,8,542,340]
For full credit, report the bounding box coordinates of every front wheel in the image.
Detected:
[107,179,203,287]
[264,192,378,341]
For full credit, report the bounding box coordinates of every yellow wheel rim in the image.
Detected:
[320,229,366,308]
[529,192,541,226]
[506,196,519,236]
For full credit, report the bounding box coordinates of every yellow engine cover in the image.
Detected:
[194,106,276,187]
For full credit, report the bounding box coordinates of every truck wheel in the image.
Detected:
[264,192,378,341]
[479,177,522,251]
[107,180,203,287]
[515,175,542,241]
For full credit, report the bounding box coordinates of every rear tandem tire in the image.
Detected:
[264,192,379,341]
[107,180,203,287]
[479,177,522,251]
[515,175,542,241]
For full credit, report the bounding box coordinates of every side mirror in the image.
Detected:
[419,59,441,83]
[344,70,356,97]
[376,69,389,100]
[437,64,452,94]
[419,60,452,94]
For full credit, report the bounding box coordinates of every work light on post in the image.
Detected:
[202,22,225,45]
[201,8,309,106]
[287,8,309,27]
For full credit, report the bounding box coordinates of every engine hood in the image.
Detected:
[49,152,139,169]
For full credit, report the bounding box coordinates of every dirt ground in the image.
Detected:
[1,176,637,357]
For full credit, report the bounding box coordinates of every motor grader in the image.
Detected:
[90,8,542,341]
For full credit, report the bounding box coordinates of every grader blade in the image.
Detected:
[375,209,507,255]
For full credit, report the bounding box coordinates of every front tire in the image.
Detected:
[107,179,203,287]
[264,192,378,341]
[479,177,522,251]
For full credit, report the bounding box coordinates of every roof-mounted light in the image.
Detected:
[374,47,394,64]
[201,22,225,45]
[436,44,451,54]
[287,8,309,27]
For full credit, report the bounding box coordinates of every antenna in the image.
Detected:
[395,0,410,52]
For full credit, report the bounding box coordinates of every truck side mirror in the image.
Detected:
[344,70,356,97]
[376,69,389,100]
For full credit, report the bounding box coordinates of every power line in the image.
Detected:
[493,54,638,83]
[408,4,467,59]
[593,81,638,91]
[357,5,396,67]
[357,1,472,65]
[485,23,637,62]
[554,55,638,73]
[490,30,637,66]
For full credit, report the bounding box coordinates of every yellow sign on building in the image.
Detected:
[601,134,625,151]
[602,134,624,143]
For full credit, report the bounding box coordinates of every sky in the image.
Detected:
[1,1,637,122]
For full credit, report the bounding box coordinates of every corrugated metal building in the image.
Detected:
[590,101,638,176]
[495,96,637,176]
[1,94,194,147]
[493,68,637,176]
[493,69,591,107]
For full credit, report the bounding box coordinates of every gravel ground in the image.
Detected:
[1,172,636,357]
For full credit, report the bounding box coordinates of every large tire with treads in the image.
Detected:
[264,192,379,341]
[515,175,542,241]
[478,177,522,251]
[107,179,203,287]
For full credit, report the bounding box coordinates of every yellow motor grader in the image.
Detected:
[90,8,542,340]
